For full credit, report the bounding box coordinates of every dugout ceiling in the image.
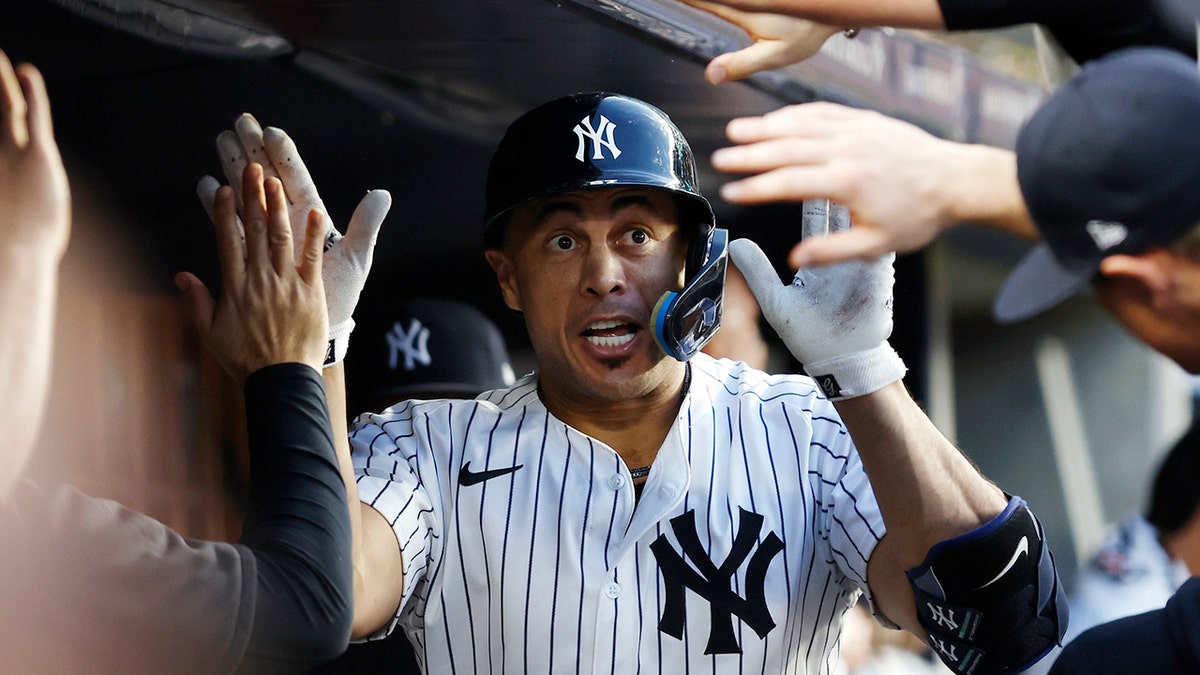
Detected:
[0,0,1044,342]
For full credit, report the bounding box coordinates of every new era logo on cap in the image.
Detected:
[1084,220,1128,251]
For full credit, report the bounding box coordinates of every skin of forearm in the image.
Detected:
[832,380,1006,566]
[941,143,1041,242]
[714,0,947,29]
[322,362,406,637]
[320,365,367,590]
[0,250,59,503]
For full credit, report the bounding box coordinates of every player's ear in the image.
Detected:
[1098,251,1173,309]
[485,248,523,313]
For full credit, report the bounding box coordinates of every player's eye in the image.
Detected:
[623,228,650,246]
[553,234,577,251]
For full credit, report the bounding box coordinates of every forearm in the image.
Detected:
[0,250,60,502]
[238,363,353,669]
[940,142,1040,242]
[833,380,1006,565]
[708,0,947,28]
[321,362,402,638]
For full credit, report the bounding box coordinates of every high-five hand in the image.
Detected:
[729,200,905,399]
[197,113,391,365]
[178,163,329,384]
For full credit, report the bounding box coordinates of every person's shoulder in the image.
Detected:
[474,371,541,411]
[691,353,829,405]
[353,374,541,430]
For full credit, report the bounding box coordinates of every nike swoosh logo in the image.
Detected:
[975,535,1029,590]
[459,461,523,486]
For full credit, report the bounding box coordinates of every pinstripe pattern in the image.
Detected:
[351,353,886,674]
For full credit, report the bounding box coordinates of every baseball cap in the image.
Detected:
[345,298,516,412]
[993,46,1200,324]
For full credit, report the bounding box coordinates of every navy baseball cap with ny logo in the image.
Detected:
[993,46,1200,324]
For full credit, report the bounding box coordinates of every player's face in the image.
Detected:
[485,187,689,403]
[1093,248,1200,374]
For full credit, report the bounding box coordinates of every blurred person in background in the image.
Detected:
[1064,417,1200,643]
[707,44,1200,674]
[0,48,355,672]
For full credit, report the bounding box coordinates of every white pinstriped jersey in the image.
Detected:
[351,353,887,674]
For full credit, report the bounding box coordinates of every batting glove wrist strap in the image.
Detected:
[804,343,906,400]
[324,318,354,366]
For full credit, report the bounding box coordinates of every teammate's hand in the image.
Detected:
[730,201,905,399]
[197,113,391,365]
[0,49,69,260]
[178,163,329,384]
[713,102,986,267]
[678,0,841,83]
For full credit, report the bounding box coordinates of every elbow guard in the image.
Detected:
[906,496,1067,674]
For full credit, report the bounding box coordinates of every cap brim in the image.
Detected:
[993,244,1095,324]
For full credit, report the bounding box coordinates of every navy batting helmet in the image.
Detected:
[483,92,727,361]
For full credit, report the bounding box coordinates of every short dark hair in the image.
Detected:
[1146,416,1200,538]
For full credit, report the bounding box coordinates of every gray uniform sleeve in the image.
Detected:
[0,363,352,674]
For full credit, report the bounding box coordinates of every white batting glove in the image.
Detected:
[730,200,906,400]
[197,113,391,366]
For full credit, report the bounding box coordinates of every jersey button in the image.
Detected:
[609,473,626,490]
[603,582,622,599]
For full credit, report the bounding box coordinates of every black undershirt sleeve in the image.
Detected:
[236,363,353,673]
[936,0,1196,64]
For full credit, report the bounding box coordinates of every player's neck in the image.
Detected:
[539,364,689,467]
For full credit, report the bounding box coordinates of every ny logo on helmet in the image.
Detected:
[386,319,432,371]
[573,114,621,162]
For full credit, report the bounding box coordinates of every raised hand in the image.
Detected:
[178,163,328,384]
[729,200,905,399]
[0,50,69,260]
[713,102,1029,268]
[197,113,391,365]
[679,0,841,83]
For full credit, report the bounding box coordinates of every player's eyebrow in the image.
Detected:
[609,194,660,217]
[531,200,581,226]
[530,192,662,227]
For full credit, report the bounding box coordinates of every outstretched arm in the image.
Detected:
[712,102,1038,267]
[0,50,70,503]
[177,163,354,668]
[731,204,1064,671]
[199,114,404,638]
[680,0,947,30]
[678,0,947,80]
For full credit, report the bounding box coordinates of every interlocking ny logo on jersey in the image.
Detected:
[386,319,431,371]
[651,508,784,655]
[573,114,621,161]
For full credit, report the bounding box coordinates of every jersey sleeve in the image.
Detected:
[350,404,441,640]
[0,480,256,674]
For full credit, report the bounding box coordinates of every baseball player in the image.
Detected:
[317,298,516,673]
[233,92,1063,674]
[0,49,354,673]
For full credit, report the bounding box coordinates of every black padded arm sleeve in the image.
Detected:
[236,363,353,673]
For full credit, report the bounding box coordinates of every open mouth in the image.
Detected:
[583,319,638,348]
